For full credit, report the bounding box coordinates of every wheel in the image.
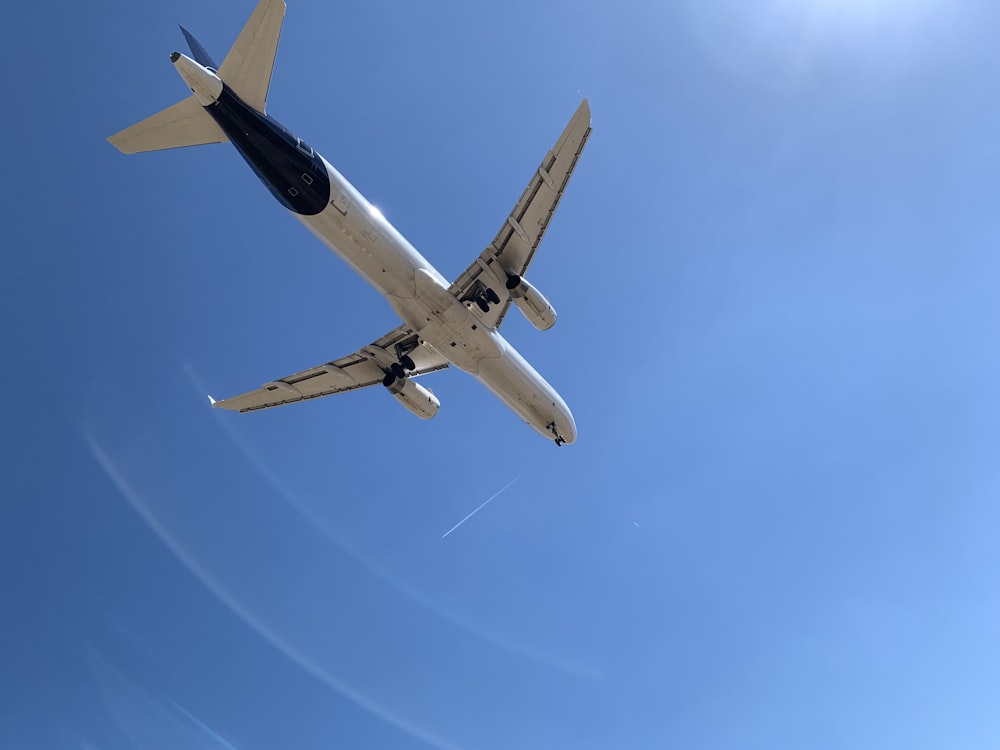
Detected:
[391,362,406,379]
[485,287,500,305]
[476,297,490,313]
[382,371,396,387]
[400,354,416,371]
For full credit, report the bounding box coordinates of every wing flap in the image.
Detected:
[449,99,592,329]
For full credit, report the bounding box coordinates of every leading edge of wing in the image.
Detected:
[213,325,449,413]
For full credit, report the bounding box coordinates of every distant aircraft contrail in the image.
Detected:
[442,476,522,538]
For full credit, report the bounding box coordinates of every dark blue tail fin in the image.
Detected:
[179,26,218,70]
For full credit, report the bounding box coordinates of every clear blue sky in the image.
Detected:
[3,0,1000,748]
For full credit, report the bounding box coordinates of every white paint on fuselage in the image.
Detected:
[293,157,576,444]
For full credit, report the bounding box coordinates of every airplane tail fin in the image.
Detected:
[107,0,285,154]
[180,25,218,70]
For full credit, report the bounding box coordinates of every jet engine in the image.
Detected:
[383,375,440,420]
[506,275,557,331]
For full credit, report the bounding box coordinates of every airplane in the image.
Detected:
[108,0,591,445]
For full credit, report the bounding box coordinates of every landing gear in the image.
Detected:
[384,354,417,387]
[547,422,567,446]
[467,284,501,313]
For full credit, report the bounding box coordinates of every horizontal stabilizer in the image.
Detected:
[107,96,227,154]
[218,0,285,114]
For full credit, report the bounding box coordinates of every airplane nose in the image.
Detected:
[552,399,577,445]
[561,412,577,445]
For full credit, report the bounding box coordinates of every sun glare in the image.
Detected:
[687,0,936,92]
[794,0,928,22]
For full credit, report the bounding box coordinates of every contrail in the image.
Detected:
[442,476,521,538]
[180,363,600,680]
[168,698,239,750]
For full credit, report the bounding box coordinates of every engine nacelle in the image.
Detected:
[384,376,440,420]
[505,275,557,331]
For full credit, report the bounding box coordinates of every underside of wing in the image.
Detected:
[449,99,592,330]
[213,325,448,413]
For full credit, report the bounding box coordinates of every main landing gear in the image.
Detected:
[471,285,502,313]
[382,354,417,386]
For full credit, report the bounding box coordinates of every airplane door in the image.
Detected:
[332,191,351,215]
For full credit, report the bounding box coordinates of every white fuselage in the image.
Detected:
[114,39,578,444]
[295,157,576,444]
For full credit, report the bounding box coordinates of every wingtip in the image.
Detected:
[207,394,217,406]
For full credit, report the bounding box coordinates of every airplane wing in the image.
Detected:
[213,325,448,413]
[448,99,592,330]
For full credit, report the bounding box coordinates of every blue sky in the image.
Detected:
[3,0,1000,747]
